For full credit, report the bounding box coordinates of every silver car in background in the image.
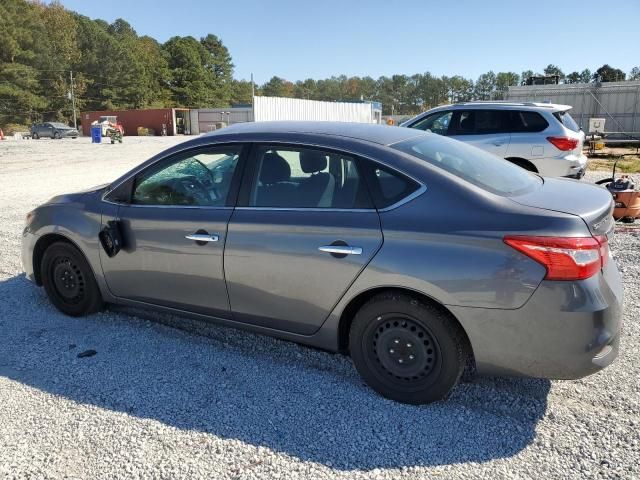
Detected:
[401,102,588,178]
[22,122,621,404]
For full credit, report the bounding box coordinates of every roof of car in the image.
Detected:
[203,121,426,146]
[430,101,572,111]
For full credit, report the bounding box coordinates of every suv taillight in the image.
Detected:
[547,136,579,151]
[504,235,608,281]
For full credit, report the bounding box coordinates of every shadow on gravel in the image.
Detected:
[0,274,551,470]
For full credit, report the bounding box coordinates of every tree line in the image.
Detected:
[1,0,639,129]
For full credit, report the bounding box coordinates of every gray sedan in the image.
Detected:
[31,122,79,139]
[21,122,623,404]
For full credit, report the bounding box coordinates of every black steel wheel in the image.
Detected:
[41,242,103,316]
[350,292,466,404]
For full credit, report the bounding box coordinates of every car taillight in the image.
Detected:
[546,136,579,151]
[503,235,607,281]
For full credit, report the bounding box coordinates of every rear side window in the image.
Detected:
[554,111,580,132]
[363,163,421,209]
[506,111,549,132]
[449,110,505,135]
[392,134,541,196]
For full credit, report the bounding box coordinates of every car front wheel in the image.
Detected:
[349,292,466,404]
[41,242,103,317]
[53,131,61,139]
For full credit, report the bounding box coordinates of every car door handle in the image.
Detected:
[318,245,363,255]
[185,233,219,242]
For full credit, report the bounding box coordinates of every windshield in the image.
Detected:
[50,122,72,129]
[392,134,542,196]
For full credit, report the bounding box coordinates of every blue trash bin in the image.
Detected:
[91,125,102,144]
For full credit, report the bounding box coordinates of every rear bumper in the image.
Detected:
[533,153,588,178]
[449,259,623,379]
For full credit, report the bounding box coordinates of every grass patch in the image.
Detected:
[587,156,640,173]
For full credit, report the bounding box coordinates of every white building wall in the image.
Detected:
[253,96,374,123]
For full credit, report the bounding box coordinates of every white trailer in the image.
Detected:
[252,96,378,123]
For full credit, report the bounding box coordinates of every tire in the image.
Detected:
[622,216,636,224]
[349,292,466,404]
[53,131,61,139]
[41,242,103,317]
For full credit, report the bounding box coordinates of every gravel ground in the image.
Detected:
[0,137,638,479]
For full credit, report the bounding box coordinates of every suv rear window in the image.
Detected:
[553,111,580,132]
[392,135,541,196]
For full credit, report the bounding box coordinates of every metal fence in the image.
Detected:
[506,81,640,137]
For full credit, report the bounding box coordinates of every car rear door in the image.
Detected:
[100,144,246,318]
[449,109,511,157]
[224,144,383,335]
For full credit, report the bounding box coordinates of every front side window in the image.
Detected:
[249,146,372,209]
[409,111,453,135]
[392,134,541,196]
[132,147,241,206]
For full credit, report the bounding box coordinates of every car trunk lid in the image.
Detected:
[510,177,614,236]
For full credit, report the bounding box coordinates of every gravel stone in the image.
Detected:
[0,137,638,479]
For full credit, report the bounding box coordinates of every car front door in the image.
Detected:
[449,110,511,157]
[224,144,383,335]
[100,144,245,317]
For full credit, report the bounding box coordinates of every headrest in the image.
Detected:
[260,152,291,184]
[300,150,327,173]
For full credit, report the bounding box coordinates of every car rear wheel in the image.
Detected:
[349,292,466,404]
[41,242,103,317]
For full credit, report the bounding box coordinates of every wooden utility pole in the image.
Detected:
[70,71,77,129]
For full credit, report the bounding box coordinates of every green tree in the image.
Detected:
[495,72,519,99]
[565,71,581,84]
[629,67,640,81]
[579,69,592,83]
[543,64,564,80]
[261,76,294,97]
[0,0,47,125]
[230,79,254,105]
[593,64,625,82]
[474,71,496,100]
[200,34,234,106]
[164,36,212,107]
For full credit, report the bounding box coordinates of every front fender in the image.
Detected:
[24,196,110,296]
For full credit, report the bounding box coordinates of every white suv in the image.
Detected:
[400,102,588,178]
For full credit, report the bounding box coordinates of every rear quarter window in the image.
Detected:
[553,111,580,132]
[363,163,421,209]
[506,111,549,133]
